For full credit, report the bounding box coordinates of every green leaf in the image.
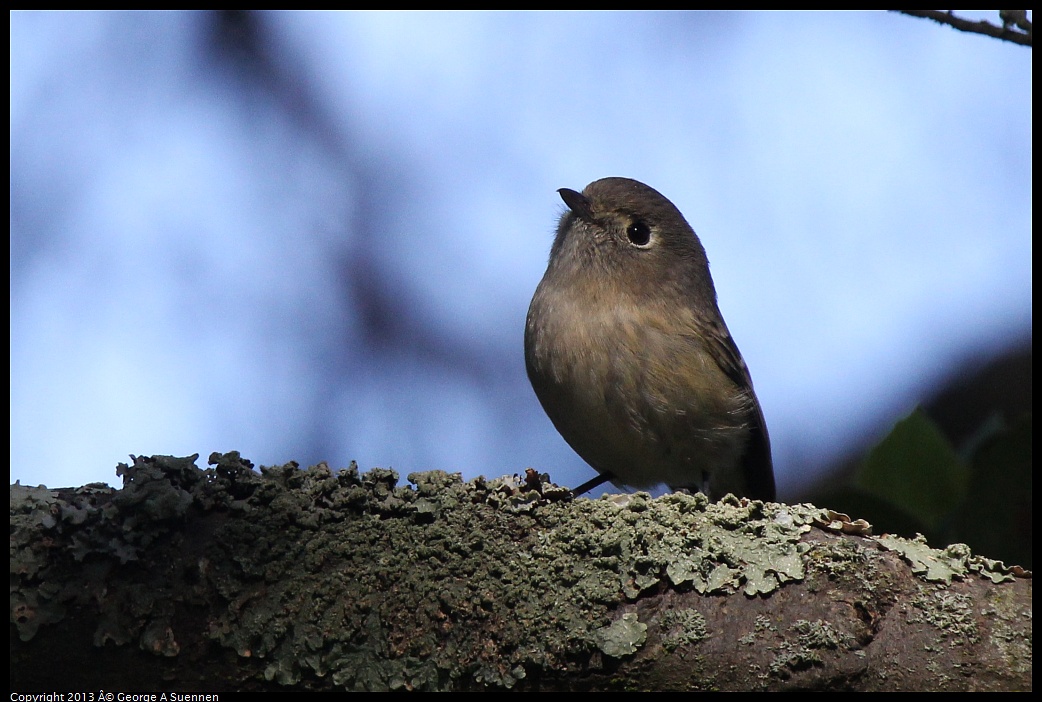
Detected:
[857,409,968,530]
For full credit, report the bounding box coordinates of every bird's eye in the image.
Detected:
[626,219,652,247]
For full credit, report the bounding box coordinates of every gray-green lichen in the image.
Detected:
[907,588,980,645]
[768,618,851,678]
[659,607,707,652]
[593,612,648,658]
[874,533,1021,584]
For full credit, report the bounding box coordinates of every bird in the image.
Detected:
[524,177,775,501]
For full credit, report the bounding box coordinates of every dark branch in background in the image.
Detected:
[894,10,1032,47]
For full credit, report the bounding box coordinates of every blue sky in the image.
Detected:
[10,11,1032,497]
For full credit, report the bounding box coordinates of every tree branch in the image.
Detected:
[10,453,1032,691]
[894,10,1032,47]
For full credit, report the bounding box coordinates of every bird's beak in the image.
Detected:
[558,188,595,222]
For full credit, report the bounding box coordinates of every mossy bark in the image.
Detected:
[10,453,1032,691]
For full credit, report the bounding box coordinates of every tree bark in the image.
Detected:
[10,453,1031,692]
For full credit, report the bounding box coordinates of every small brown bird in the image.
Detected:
[525,177,775,501]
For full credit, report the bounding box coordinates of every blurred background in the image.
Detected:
[10,12,1031,512]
